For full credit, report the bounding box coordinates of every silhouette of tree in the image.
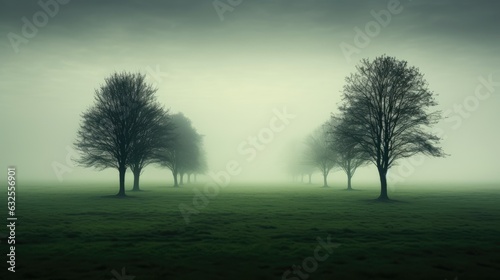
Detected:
[335,55,445,200]
[329,116,369,190]
[286,140,316,184]
[157,113,202,187]
[128,109,174,192]
[305,123,337,187]
[295,162,315,184]
[74,72,168,196]
[186,137,208,183]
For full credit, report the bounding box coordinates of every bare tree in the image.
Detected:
[159,147,180,187]
[74,72,165,196]
[287,160,315,184]
[285,140,315,184]
[298,163,315,184]
[305,123,337,187]
[335,55,445,200]
[128,109,174,191]
[187,137,207,183]
[329,116,369,190]
[157,113,202,187]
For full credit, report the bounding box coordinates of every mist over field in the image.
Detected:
[0,0,499,187]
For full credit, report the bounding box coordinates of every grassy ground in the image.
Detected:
[2,182,500,280]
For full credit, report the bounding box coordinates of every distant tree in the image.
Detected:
[128,109,174,191]
[187,138,208,183]
[158,146,180,187]
[329,116,369,190]
[157,113,202,187]
[335,55,445,200]
[299,163,316,184]
[285,140,315,184]
[74,72,166,196]
[178,138,200,185]
[288,160,315,184]
[305,123,337,187]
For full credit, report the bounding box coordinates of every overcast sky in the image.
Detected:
[1,0,499,186]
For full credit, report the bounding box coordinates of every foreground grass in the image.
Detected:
[3,182,500,279]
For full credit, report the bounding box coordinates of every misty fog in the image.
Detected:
[1,0,499,187]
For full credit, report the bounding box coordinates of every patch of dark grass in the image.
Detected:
[9,183,500,280]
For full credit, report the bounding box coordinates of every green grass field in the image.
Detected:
[3,182,500,280]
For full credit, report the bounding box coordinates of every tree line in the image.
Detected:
[74,55,445,200]
[74,72,206,197]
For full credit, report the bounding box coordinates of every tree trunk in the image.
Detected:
[346,161,352,190]
[308,174,312,184]
[301,174,304,183]
[188,174,191,184]
[180,173,184,185]
[378,168,389,200]
[323,172,328,187]
[347,174,352,190]
[172,170,179,187]
[132,167,141,191]
[194,174,197,182]
[346,168,352,191]
[117,165,126,197]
